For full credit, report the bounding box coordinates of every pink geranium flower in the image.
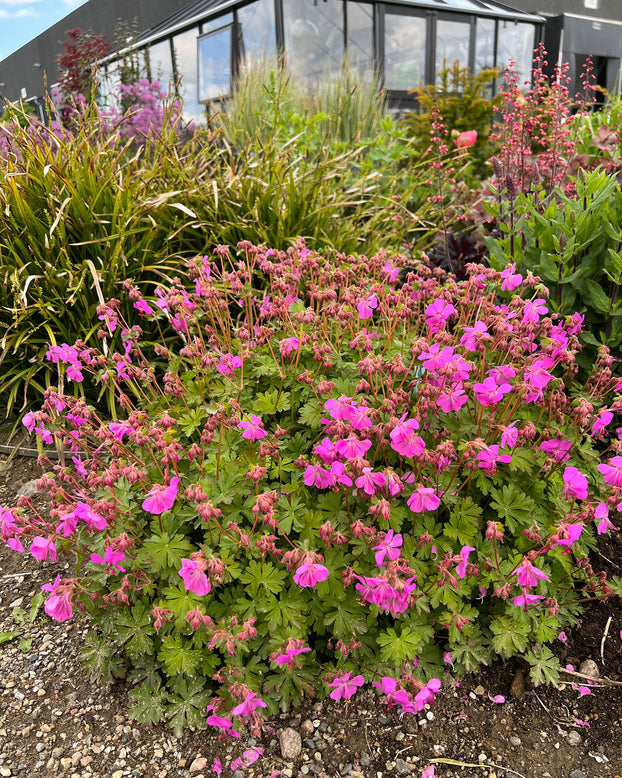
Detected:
[500,263,523,291]
[41,575,72,622]
[216,353,243,375]
[595,502,617,535]
[460,320,489,351]
[178,558,211,596]
[373,530,403,566]
[598,456,622,487]
[540,438,572,462]
[390,416,425,458]
[91,548,126,574]
[30,536,57,562]
[334,436,372,459]
[142,476,180,514]
[206,708,240,737]
[357,294,378,319]
[563,467,588,500]
[293,562,329,588]
[473,376,511,406]
[237,414,268,440]
[512,558,548,588]
[231,692,267,718]
[328,672,365,700]
[274,647,311,666]
[407,487,440,513]
[455,546,475,579]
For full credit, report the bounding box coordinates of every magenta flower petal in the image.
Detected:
[142,476,180,514]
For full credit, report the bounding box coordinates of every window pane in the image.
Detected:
[172,27,204,123]
[475,17,495,72]
[239,0,276,61]
[100,62,122,108]
[346,2,373,71]
[497,21,534,89]
[435,18,470,80]
[202,13,233,34]
[149,39,175,93]
[283,0,345,85]
[385,14,426,91]
[198,26,232,101]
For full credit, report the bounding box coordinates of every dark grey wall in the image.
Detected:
[0,0,193,103]
[504,0,622,22]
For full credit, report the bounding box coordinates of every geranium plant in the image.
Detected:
[4,241,622,735]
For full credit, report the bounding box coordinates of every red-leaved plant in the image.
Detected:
[3,241,622,736]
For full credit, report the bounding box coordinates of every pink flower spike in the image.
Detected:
[237,414,268,440]
[328,672,365,701]
[142,477,180,514]
[178,558,211,596]
[293,562,329,588]
[488,694,505,704]
[30,536,57,562]
[563,467,588,500]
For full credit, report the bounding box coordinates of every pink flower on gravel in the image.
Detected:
[407,487,440,513]
[41,575,72,622]
[205,709,240,737]
[178,558,211,596]
[293,562,329,588]
[231,692,267,718]
[328,672,365,700]
[357,294,378,319]
[488,694,505,704]
[413,678,442,710]
[563,467,588,500]
[30,536,57,562]
[421,767,435,778]
[237,414,268,439]
[373,529,403,566]
[142,476,180,514]
[373,676,411,707]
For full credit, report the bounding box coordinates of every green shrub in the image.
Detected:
[9,242,622,735]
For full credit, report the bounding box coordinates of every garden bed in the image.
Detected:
[1,455,621,778]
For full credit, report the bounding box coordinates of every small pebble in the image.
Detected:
[566,731,582,746]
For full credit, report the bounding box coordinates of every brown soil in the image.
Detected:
[1,454,621,778]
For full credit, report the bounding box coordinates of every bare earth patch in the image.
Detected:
[1,454,621,778]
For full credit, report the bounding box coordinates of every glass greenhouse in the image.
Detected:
[100,0,543,120]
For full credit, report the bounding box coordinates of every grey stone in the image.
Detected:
[300,719,314,737]
[189,757,208,773]
[566,731,582,746]
[578,659,599,678]
[395,758,411,774]
[17,479,39,498]
[569,771,588,778]
[279,727,302,760]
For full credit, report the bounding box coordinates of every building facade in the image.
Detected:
[0,0,545,120]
